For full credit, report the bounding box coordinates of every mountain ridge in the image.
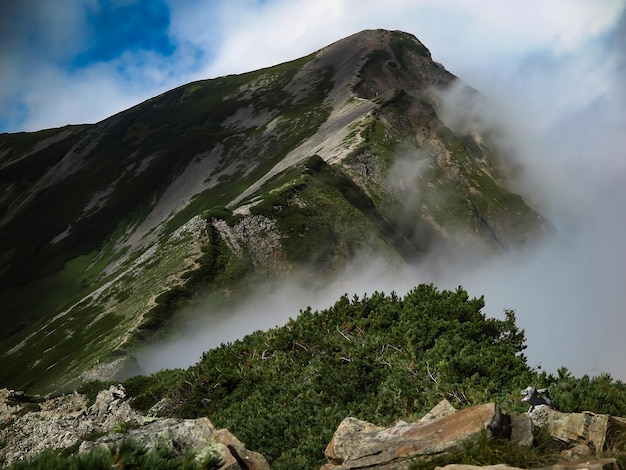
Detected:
[0,29,550,393]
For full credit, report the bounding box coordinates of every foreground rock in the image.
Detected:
[79,417,269,470]
[322,400,626,470]
[322,402,506,469]
[529,404,621,452]
[0,386,268,469]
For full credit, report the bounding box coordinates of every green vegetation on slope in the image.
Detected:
[130,224,250,345]
[0,50,335,392]
[120,284,626,469]
[0,28,553,402]
[123,285,531,468]
[248,155,420,268]
[0,50,332,343]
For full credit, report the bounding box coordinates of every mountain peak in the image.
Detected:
[229,29,455,205]
[323,29,431,57]
[312,29,446,101]
[0,30,549,393]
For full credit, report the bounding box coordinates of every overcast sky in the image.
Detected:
[3,1,626,380]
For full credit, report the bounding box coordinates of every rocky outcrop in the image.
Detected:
[530,405,609,449]
[529,404,626,455]
[0,386,268,469]
[322,401,507,470]
[212,215,290,275]
[79,417,269,470]
[321,400,626,470]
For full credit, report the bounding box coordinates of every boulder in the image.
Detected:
[529,405,610,452]
[322,402,507,470]
[419,399,457,423]
[213,428,271,470]
[0,386,138,464]
[321,401,626,470]
[509,413,533,448]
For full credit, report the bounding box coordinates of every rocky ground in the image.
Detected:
[2,385,625,469]
[0,385,268,469]
[322,399,626,470]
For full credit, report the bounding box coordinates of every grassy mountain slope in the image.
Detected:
[0,30,550,393]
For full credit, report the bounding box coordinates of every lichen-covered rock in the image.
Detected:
[79,416,269,470]
[0,385,141,465]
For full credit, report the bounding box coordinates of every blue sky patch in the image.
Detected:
[72,0,175,67]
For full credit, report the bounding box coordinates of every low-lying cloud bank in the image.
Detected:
[444,14,626,378]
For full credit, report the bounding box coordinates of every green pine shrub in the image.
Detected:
[135,284,533,467]
[120,283,626,469]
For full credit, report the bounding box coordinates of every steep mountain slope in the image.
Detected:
[0,29,550,393]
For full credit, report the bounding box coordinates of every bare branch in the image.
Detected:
[336,325,352,341]
[294,341,308,351]
[426,362,439,383]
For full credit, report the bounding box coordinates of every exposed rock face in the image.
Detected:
[0,386,268,469]
[322,400,626,470]
[529,405,612,452]
[212,214,290,275]
[322,401,506,470]
[79,417,269,470]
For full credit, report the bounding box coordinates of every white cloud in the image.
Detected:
[438,0,622,51]
[2,1,623,132]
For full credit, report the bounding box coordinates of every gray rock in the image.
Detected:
[322,401,626,470]
[322,402,506,470]
[0,386,268,469]
[509,413,533,448]
[419,399,457,423]
[0,385,141,465]
[79,416,269,469]
[529,405,610,452]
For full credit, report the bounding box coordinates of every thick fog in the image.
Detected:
[136,15,626,380]
[434,18,626,377]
